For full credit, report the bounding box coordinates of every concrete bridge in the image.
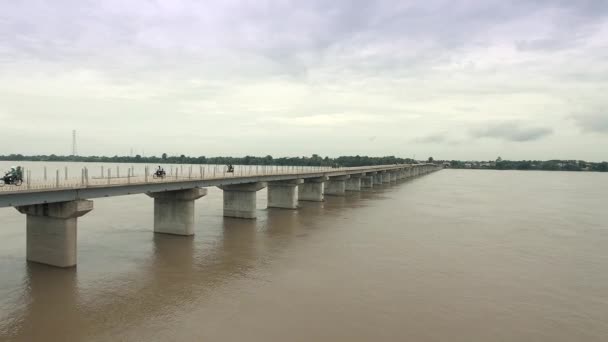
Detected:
[0,163,441,267]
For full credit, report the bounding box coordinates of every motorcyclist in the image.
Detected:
[3,166,22,184]
[4,167,16,178]
[155,166,165,176]
[227,164,234,172]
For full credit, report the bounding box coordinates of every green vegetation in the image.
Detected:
[447,159,608,172]
[0,154,417,167]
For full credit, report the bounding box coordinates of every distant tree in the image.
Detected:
[496,156,502,162]
[162,153,167,160]
[428,157,434,162]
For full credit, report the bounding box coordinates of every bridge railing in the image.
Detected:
[1,164,404,193]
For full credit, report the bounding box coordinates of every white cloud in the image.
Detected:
[0,0,607,160]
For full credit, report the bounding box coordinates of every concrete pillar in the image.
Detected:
[16,200,94,267]
[299,176,328,202]
[390,172,398,182]
[325,175,350,196]
[268,179,303,209]
[146,188,207,235]
[361,174,374,188]
[219,182,267,219]
[381,172,391,183]
[345,174,362,191]
[373,173,383,185]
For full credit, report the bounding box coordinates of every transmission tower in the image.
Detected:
[72,130,78,156]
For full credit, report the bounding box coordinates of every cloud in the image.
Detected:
[571,111,608,134]
[412,133,447,144]
[470,121,553,142]
[0,0,607,160]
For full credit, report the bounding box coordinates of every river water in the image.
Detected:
[0,166,607,341]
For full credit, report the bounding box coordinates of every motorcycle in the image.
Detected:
[226,164,234,173]
[152,169,166,179]
[0,175,23,187]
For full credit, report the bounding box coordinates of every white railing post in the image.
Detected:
[55,169,59,188]
[107,169,111,184]
[43,166,47,181]
[64,166,68,180]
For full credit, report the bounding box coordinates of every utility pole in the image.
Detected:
[72,130,78,156]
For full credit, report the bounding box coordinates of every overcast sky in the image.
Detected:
[1,0,607,161]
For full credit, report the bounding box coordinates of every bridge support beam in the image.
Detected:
[326,175,350,196]
[219,182,267,219]
[268,179,304,209]
[299,176,328,202]
[16,200,94,268]
[147,188,207,236]
[345,174,363,191]
[381,172,391,184]
[373,173,383,185]
[390,172,398,182]
[361,173,374,188]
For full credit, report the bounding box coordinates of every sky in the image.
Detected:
[0,0,607,161]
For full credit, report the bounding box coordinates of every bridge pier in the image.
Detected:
[16,200,93,268]
[298,176,328,202]
[345,174,362,191]
[361,173,374,188]
[390,171,398,182]
[268,179,304,209]
[325,175,350,196]
[219,182,267,219]
[373,173,383,185]
[381,172,391,184]
[147,188,207,236]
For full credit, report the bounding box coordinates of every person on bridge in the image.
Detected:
[155,166,166,177]
[3,166,22,183]
[4,167,16,178]
[227,164,234,173]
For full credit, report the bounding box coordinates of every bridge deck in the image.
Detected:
[0,164,417,208]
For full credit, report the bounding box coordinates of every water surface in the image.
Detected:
[1,168,607,341]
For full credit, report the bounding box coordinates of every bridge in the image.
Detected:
[0,163,441,267]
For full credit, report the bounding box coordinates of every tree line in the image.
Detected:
[447,159,608,172]
[0,154,417,167]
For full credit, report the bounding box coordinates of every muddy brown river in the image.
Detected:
[1,167,607,341]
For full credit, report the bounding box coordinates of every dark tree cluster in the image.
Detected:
[0,154,417,167]
[446,159,607,172]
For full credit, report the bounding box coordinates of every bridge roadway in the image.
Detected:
[0,163,441,268]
